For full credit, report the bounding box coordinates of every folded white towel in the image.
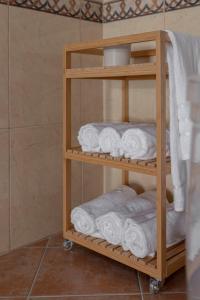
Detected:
[96,191,158,245]
[99,123,133,157]
[122,207,185,258]
[121,124,170,160]
[71,185,137,236]
[78,123,110,152]
[166,31,200,211]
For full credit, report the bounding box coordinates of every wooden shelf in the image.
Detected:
[65,148,171,176]
[64,31,169,54]
[63,31,184,284]
[64,228,185,279]
[65,63,158,79]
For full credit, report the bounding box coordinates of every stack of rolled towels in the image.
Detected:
[78,122,170,159]
[71,185,185,258]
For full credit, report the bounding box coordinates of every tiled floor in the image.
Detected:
[0,233,187,300]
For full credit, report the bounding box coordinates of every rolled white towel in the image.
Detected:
[121,124,170,160]
[78,123,110,152]
[122,207,185,258]
[96,191,158,245]
[99,123,133,157]
[71,185,137,236]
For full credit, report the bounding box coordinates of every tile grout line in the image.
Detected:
[137,272,144,300]
[143,291,186,294]
[0,292,187,299]
[25,292,144,298]
[0,235,61,258]
[26,239,50,300]
[163,0,166,30]
[8,0,12,253]
[9,122,62,131]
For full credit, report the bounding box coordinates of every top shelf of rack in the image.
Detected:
[64,31,170,55]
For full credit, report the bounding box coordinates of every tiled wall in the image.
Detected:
[1,0,200,255]
[103,6,200,194]
[0,4,9,254]
[0,4,103,254]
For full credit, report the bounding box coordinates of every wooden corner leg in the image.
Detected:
[156,31,167,280]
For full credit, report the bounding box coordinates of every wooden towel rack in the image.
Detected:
[63,30,185,293]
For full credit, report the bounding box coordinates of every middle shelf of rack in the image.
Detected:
[64,63,162,80]
[65,147,171,176]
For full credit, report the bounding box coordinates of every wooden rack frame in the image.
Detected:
[63,30,185,284]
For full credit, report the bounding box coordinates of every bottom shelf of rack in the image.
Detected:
[64,228,185,279]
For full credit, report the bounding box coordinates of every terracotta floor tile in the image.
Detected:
[30,296,141,300]
[143,293,187,300]
[48,232,63,247]
[31,245,140,296]
[0,248,44,297]
[0,298,26,300]
[139,267,186,293]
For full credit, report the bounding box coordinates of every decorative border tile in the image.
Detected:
[165,0,200,12]
[0,0,80,17]
[102,0,200,22]
[0,0,200,23]
[0,0,102,22]
[81,0,102,22]
[102,0,164,23]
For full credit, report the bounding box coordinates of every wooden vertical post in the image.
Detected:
[122,79,129,185]
[63,51,72,232]
[156,32,167,280]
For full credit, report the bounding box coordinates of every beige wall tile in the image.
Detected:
[103,14,165,119]
[7,13,103,248]
[80,19,103,42]
[10,125,62,248]
[103,13,165,38]
[79,20,103,201]
[164,7,200,35]
[103,13,165,193]
[0,130,10,254]
[71,161,83,208]
[0,5,8,129]
[9,7,81,128]
[103,12,165,126]
[103,167,122,193]
[82,164,103,203]
[80,20,103,125]
[71,79,82,147]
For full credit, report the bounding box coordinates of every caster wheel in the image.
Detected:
[149,278,164,294]
[63,240,73,251]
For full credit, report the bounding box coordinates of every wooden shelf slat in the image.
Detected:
[65,63,157,79]
[64,228,185,279]
[65,148,171,176]
[65,228,158,278]
[72,49,156,58]
[65,31,167,53]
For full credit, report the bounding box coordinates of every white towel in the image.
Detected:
[166,31,200,211]
[78,123,110,152]
[121,124,170,160]
[96,191,158,245]
[71,185,137,236]
[122,206,185,258]
[188,219,200,261]
[187,76,200,261]
[99,123,133,157]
